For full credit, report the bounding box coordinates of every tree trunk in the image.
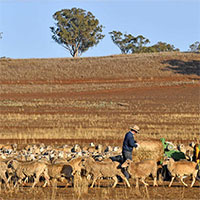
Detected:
[73,50,78,57]
[72,45,79,57]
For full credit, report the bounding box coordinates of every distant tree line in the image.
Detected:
[50,7,199,57]
[109,31,179,54]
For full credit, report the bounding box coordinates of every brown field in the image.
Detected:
[0,52,200,199]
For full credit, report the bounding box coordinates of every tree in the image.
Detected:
[0,32,2,39]
[109,31,150,54]
[50,8,105,57]
[109,31,133,54]
[150,42,179,52]
[131,35,150,53]
[189,41,200,52]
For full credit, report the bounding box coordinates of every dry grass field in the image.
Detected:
[0,52,200,199]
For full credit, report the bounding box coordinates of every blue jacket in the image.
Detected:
[122,131,138,152]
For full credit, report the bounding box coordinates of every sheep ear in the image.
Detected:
[185,155,192,161]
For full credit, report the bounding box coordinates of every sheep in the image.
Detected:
[47,163,73,187]
[121,159,158,188]
[67,157,86,177]
[43,156,84,188]
[0,161,10,190]
[8,159,50,188]
[163,158,198,187]
[51,158,69,165]
[71,144,81,153]
[82,157,130,188]
[177,143,194,161]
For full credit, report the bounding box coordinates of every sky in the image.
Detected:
[0,0,199,58]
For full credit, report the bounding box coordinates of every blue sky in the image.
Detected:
[0,0,199,58]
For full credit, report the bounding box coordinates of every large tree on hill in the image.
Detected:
[50,8,105,57]
[109,31,150,54]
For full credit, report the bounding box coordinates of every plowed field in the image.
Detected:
[0,52,199,199]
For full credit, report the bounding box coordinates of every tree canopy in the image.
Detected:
[189,41,200,52]
[110,31,179,54]
[148,42,179,52]
[50,8,105,57]
[109,31,150,54]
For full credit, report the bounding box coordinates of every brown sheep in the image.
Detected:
[163,158,198,187]
[47,163,73,187]
[68,157,84,175]
[177,143,194,161]
[0,161,10,189]
[47,157,84,187]
[121,159,158,188]
[8,160,50,188]
[82,157,130,188]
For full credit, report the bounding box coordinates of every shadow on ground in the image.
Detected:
[162,59,200,76]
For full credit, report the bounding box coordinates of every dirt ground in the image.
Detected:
[0,77,200,199]
[0,76,199,141]
[0,178,200,200]
[0,53,200,199]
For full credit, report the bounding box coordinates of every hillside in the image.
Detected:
[0,52,199,81]
[0,52,199,145]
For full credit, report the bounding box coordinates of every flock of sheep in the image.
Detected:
[0,139,199,191]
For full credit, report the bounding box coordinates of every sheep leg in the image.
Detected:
[65,178,71,188]
[118,171,130,187]
[90,175,98,188]
[7,175,12,184]
[153,177,158,187]
[15,179,22,188]
[141,178,149,187]
[123,178,131,188]
[169,176,175,187]
[42,170,50,187]
[24,177,29,184]
[0,173,10,189]
[32,178,38,188]
[15,170,25,187]
[42,174,50,188]
[180,176,188,187]
[190,175,196,187]
[42,180,48,188]
[50,178,57,187]
[112,176,118,188]
[32,173,41,188]
[135,178,139,188]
